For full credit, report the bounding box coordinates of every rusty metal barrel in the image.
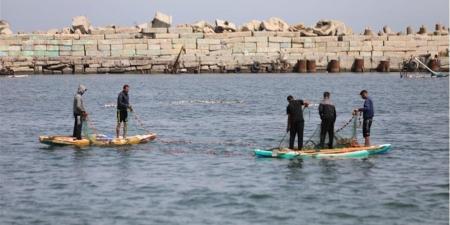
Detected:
[428,59,440,72]
[377,60,390,72]
[296,59,307,73]
[307,60,316,73]
[327,60,340,73]
[352,58,364,72]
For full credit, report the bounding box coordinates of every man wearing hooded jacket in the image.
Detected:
[73,85,88,140]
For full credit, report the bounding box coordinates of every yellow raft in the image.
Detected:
[39,133,157,147]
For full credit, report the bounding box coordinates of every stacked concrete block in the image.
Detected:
[252,31,277,37]
[338,55,355,71]
[154,33,179,39]
[91,28,115,35]
[231,43,245,54]
[180,33,204,39]
[244,42,257,53]
[168,27,193,34]
[204,32,250,39]
[105,33,136,39]
[269,36,291,50]
[0,31,448,74]
[142,27,168,34]
[79,34,104,40]
[172,38,197,49]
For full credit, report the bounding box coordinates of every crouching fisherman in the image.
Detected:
[73,85,88,140]
[319,92,336,149]
[116,84,133,139]
[286,95,309,150]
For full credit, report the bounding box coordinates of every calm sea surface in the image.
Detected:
[0,73,448,225]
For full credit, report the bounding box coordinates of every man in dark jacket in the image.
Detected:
[73,85,87,140]
[116,84,133,138]
[286,95,309,150]
[319,92,336,149]
[354,90,374,147]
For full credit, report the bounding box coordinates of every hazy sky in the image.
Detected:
[0,0,448,33]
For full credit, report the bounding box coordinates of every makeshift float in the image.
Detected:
[254,113,391,159]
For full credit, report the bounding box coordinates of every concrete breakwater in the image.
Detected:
[0,28,449,74]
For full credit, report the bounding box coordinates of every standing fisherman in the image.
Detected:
[319,91,336,149]
[354,90,374,147]
[116,84,133,139]
[73,85,87,140]
[286,95,309,150]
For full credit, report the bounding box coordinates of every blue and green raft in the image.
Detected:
[254,144,391,159]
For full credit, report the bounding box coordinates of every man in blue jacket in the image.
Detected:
[354,90,374,147]
[116,84,133,139]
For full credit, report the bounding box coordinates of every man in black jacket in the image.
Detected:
[319,92,336,149]
[116,84,133,138]
[286,95,309,150]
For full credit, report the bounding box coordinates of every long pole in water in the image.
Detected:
[414,57,439,76]
[171,46,185,74]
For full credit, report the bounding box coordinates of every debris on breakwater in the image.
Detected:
[0,12,448,75]
[0,20,13,35]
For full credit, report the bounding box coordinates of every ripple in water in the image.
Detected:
[0,73,448,225]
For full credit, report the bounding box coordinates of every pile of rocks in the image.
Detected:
[151,11,172,28]
[71,16,92,34]
[55,13,354,37]
[0,20,13,35]
[71,16,140,35]
[260,17,290,32]
[239,18,352,36]
[215,20,237,33]
[1,11,448,38]
[190,21,215,33]
[313,20,352,36]
[186,19,237,33]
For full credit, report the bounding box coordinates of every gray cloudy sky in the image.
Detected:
[0,0,448,33]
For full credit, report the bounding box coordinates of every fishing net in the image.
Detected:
[304,114,361,149]
[279,108,362,150]
[81,119,111,144]
[126,111,151,134]
[81,111,150,144]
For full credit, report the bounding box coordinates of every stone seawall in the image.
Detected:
[0,29,448,74]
